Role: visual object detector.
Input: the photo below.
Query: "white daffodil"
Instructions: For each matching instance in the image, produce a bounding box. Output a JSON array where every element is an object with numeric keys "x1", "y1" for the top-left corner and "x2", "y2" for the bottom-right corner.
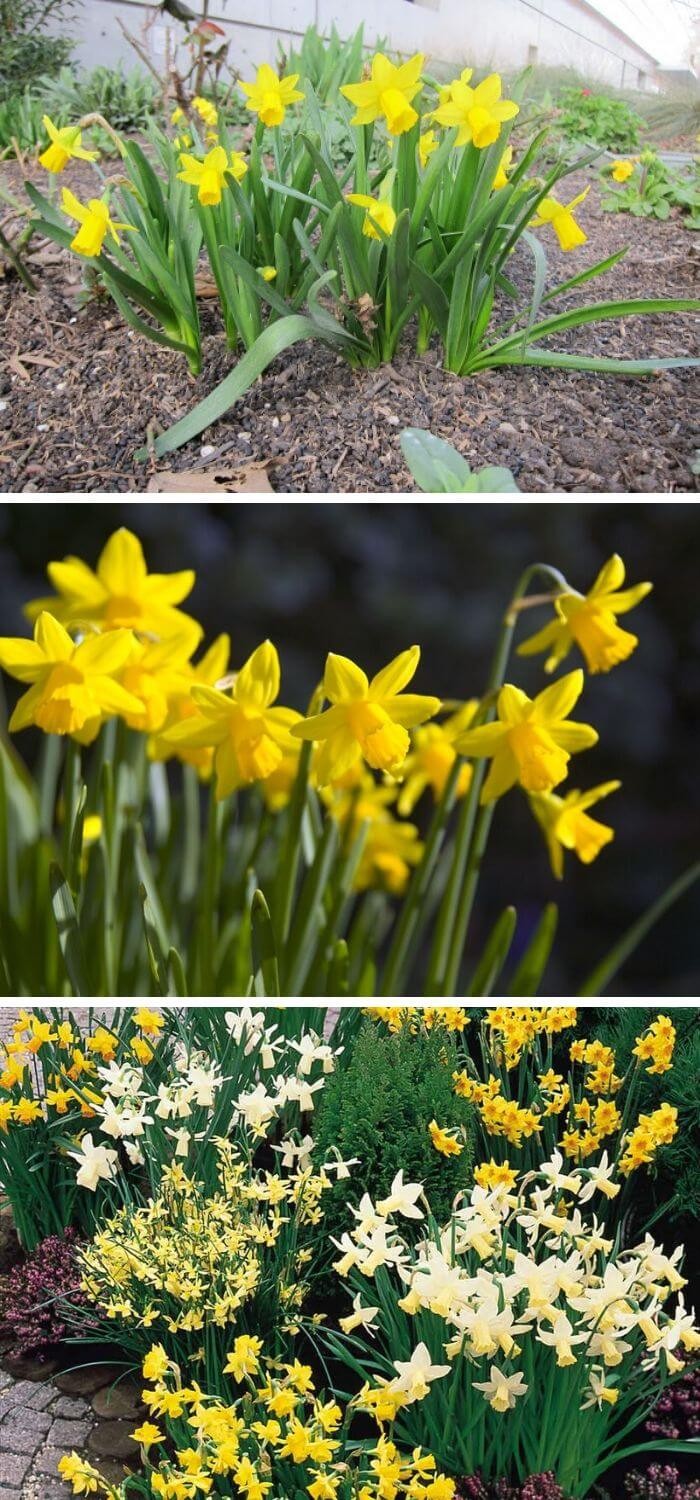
[
  {"x1": 289, "y1": 1032, "x2": 341, "y2": 1076},
  {"x1": 578, "y1": 1152, "x2": 620, "y2": 1203},
  {"x1": 339, "y1": 1293, "x2": 381, "y2": 1335},
  {"x1": 388, "y1": 1342, "x2": 451, "y2": 1403},
  {"x1": 538, "y1": 1148, "x2": 583, "y2": 1195},
  {"x1": 581, "y1": 1366, "x2": 619, "y2": 1409},
  {"x1": 68, "y1": 1132, "x2": 119, "y2": 1191},
  {"x1": 273, "y1": 1133, "x2": 316, "y2": 1171},
  {"x1": 331, "y1": 1232, "x2": 365, "y2": 1277},
  {"x1": 377, "y1": 1169, "x2": 425, "y2": 1219},
  {"x1": 235, "y1": 1082, "x2": 278, "y2": 1136},
  {"x1": 97, "y1": 1061, "x2": 143, "y2": 1099},
  {"x1": 322, "y1": 1150, "x2": 360, "y2": 1180},
  {"x1": 536, "y1": 1312, "x2": 586, "y2": 1367},
  {"x1": 473, "y1": 1365, "x2": 528, "y2": 1412}
]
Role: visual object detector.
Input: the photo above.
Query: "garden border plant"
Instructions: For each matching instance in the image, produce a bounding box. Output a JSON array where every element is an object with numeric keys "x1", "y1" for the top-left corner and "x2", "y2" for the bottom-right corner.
[{"x1": 18, "y1": 43, "x2": 700, "y2": 462}]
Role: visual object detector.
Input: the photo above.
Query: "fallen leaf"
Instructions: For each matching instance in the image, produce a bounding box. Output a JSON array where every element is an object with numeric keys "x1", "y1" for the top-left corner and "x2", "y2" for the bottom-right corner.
[{"x1": 147, "y1": 462, "x2": 273, "y2": 493}]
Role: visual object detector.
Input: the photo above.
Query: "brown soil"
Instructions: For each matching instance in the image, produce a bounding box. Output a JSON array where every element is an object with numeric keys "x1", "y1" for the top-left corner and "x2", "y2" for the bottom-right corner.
[{"x1": 1, "y1": 159, "x2": 698, "y2": 493}]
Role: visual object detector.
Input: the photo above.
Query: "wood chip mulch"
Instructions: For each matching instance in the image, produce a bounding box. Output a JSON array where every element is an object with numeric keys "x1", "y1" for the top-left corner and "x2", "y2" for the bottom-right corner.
[{"x1": 1, "y1": 160, "x2": 699, "y2": 493}]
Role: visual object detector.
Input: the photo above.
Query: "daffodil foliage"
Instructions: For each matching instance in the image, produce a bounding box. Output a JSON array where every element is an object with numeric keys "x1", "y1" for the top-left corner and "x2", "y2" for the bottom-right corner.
[
  {"x1": 22, "y1": 45, "x2": 700, "y2": 456},
  {"x1": 0, "y1": 528, "x2": 698, "y2": 999}
]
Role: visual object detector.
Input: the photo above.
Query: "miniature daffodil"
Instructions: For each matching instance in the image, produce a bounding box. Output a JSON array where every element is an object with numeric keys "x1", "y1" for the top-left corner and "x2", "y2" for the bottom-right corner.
[
  {"x1": 240, "y1": 64, "x2": 304, "y2": 127},
  {"x1": 432, "y1": 73, "x2": 518, "y2": 149},
  {"x1": 0, "y1": 612, "x2": 141, "y2": 739},
  {"x1": 531, "y1": 187, "x2": 590, "y2": 250},
  {"x1": 341, "y1": 52, "x2": 424, "y2": 136},
  {"x1": 517, "y1": 554, "x2": 652, "y2": 673},
  {"x1": 530, "y1": 780, "x2": 621, "y2": 878},
  {"x1": 178, "y1": 144, "x2": 247, "y2": 205},
  {"x1": 25, "y1": 526, "x2": 202, "y2": 642},
  {"x1": 346, "y1": 192, "x2": 397, "y2": 239},
  {"x1": 39, "y1": 115, "x2": 99, "y2": 173},
  {"x1": 291, "y1": 646, "x2": 440, "y2": 785},
  {"x1": 454, "y1": 669, "x2": 597, "y2": 802},
  {"x1": 60, "y1": 187, "x2": 134, "y2": 258}
]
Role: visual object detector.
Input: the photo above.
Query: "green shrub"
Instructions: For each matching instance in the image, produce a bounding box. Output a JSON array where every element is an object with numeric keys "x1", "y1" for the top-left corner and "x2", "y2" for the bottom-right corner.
[
  {"x1": 38, "y1": 64, "x2": 159, "y2": 134},
  {"x1": 313, "y1": 1017, "x2": 474, "y2": 1267},
  {"x1": 555, "y1": 85, "x2": 644, "y2": 151},
  {"x1": 0, "y1": 0, "x2": 77, "y2": 92}
]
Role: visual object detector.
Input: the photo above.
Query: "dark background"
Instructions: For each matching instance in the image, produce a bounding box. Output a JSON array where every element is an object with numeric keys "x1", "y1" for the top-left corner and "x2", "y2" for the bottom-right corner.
[{"x1": 1, "y1": 500, "x2": 698, "y2": 996}]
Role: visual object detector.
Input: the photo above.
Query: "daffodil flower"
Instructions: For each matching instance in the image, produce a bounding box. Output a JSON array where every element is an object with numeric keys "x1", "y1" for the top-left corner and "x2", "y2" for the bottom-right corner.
[
  {"x1": 531, "y1": 186, "x2": 590, "y2": 251},
  {"x1": 119, "y1": 628, "x2": 202, "y2": 734},
  {"x1": 161, "y1": 639, "x2": 301, "y2": 799},
  {"x1": 493, "y1": 144, "x2": 513, "y2": 190},
  {"x1": 0, "y1": 612, "x2": 141, "y2": 740},
  {"x1": 432, "y1": 73, "x2": 519, "y2": 149},
  {"x1": 60, "y1": 187, "x2": 134, "y2": 259},
  {"x1": 454, "y1": 669, "x2": 598, "y2": 802},
  {"x1": 397, "y1": 701, "x2": 478, "y2": 815},
  {"x1": 346, "y1": 192, "x2": 397, "y2": 240},
  {"x1": 178, "y1": 144, "x2": 247, "y2": 206},
  {"x1": 418, "y1": 129, "x2": 439, "y2": 167},
  {"x1": 291, "y1": 646, "x2": 440, "y2": 785},
  {"x1": 148, "y1": 632, "x2": 230, "y2": 775},
  {"x1": 611, "y1": 158, "x2": 635, "y2": 182},
  {"x1": 39, "y1": 115, "x2": 99, "y2": 174},
  {"x1": 472, "y1": 1364, "x2": 528, "y2": 1411},
  {"x1": 517, "y1": 554, "x2": 652, "y2": 673},
  {"x1": 240, "y1": 64, "x2": 304, "y2": 127},
  {"x1": 341, "y1": 52, "x2": 424, "y2": 136},
  {"x1": 530, "y1": 779, "x2": 621, "y2": 879},
  {"x1": 436, "y1": 69, "x2": 474, "y2": 108},
  {"x1": 25, "y1": 525, "x2": 202, "y2": 641},
  {"x1": 192, "y1": 95, "x2": 218, "y2": 127}
]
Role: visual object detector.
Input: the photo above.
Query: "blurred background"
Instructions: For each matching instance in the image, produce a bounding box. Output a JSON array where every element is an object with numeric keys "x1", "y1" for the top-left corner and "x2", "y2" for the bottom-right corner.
[{"x1": 0, "y1": 500, "x2": 698, "y2": 997}]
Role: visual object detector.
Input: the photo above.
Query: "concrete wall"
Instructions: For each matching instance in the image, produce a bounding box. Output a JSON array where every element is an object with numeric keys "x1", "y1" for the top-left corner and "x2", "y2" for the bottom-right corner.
[{"x1": 64, "y1": 0, "x2": 657, "y2": 91}]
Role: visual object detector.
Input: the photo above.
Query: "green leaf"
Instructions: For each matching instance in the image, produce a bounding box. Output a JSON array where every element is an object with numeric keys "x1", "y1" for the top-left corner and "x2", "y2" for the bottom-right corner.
[
  {"x1": 49, "y1": 862, "x2": 87, "y2": 997},
  {"x1": 135, "y1": 315, "x2": 343, "y2": 461},
  {"x1": 466, "y1": 906, "x2": 517, "y2": 996},
  {"x1": 508, "y1": 903, "x2": 558, "y2": 995},
  {"x1": 400, "y1": 428, "x2": 473, "y2": 491},
  {"x1": 580, "y1": 859, "x2": 700, "y2": 995},
  {"x1": 250, "y1": 889, "x2": 280, "y2": 998}
]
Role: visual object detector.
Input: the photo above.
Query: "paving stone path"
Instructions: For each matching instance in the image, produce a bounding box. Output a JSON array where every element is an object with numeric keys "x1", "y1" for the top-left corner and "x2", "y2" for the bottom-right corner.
[{"x1": 0, "y1": 1360, "x2": 143, "y2": 1499}]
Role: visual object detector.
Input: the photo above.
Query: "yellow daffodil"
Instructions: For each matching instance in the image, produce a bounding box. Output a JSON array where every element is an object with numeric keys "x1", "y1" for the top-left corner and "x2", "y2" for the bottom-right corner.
[
  {"x1": 493, "y1": 144, "x2": 513, "y2": 189},
  {"x1": 517, "y1": 554, "x2": 652, "y2": 674},
  {"x1": 0, "y1": 612, "x2": 140, "y2": 739},
  {"x1": 192, "y1": 95, "x2": 218, "y2": 127},
  {"x1": 397, "y1": 701, "x2": 478, "y2": 814},
  {"x1": 428, "y1": 1119, "x2": 463, "y2": 1156},
  {"x1": 437, "y1": 69, "x2": 474, "y2": 108},
  {"x1": 259, "y1": 265, "x2": 277, "y2": 280},
  {"x1": 119, "y1": 628, "x2": 202, "y2": 734},
  {"x1": 240, "y1": 64, "x2": 304, "y2": 127},
  {"x1": 346, "y1": 192, "x2": 397, "y2": 240},
  {"x1": 161, "y1": 639, "x2": 301, "y2": 799},
  {"x1": 324, "y1": 769, "x2": 423, "y2": 894},
  {"x1": 25, "y1": 526, "x2": 202, "y2": 641},
  {"x1": 171, "y1": 105, "x2": 185, "y2": 125},
  {"x1": 131, "y1": 1421, "x2": 163, "y2": 1447},
  {"x1": 418, "y1": 129, "x2": 439, "y2": 167},
  {"x1": 611, "y1": 158, "x2": 635, "y2": 182},
  {"x1": 341, "y1": 52, "x2": 424, "y2": 136},
  {"x1": 178, "y1": 145, "x2": 247, "y2": 205},
  {"x1": 39, "y1": 115, "x2": 99, "y2": 173},
  {"x1": 291, "y1": 646, "x2": 440, "y2": 785},
  {"x1": 454, "y1": 669, "x2": 597, "y2": 802},
  {"x1": 433, "y1": 73, "x2": 519, "y2": 149},
  {"x1": 148, "y1": 632, "x2": 230, "y2": 775},
  {"x1": 60, "y1": 187, "x2": 134, "y2": 258},
  {"x1": 530, "y1": 779, "x2": 621, "y2": 879},
  {"x1": 531, "y1": 187, "x2": 589, "y2": 251}
]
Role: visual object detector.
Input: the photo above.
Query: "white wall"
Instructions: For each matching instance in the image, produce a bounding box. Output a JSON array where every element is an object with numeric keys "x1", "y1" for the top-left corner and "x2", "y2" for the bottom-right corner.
[{"x1": 64, "y1": 0, "x2": 657, "y2": 90}]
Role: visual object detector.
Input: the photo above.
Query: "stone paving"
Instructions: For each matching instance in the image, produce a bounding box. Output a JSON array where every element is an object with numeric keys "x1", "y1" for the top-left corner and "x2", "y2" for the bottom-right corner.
[{"x1": 0, "y1": 1360, "x2": 143, "y2": 1499}]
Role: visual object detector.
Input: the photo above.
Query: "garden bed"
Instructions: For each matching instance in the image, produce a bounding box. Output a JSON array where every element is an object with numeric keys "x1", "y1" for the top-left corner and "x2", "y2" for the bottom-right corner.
[
  {"x1": 1, "y1": 162, "x2": 698, "y2": 493},
  {"x1": 0, "y1": 1006, "x2": 698, "y2": 1500}
]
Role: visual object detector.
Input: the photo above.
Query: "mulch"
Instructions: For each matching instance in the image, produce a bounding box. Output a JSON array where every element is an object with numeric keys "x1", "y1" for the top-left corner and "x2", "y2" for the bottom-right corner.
[{"x1": 1, "y1": 157, "x2": 699, "y2": 493}]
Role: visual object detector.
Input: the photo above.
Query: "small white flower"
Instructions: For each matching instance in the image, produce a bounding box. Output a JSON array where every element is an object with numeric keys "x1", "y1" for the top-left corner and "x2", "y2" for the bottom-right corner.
[{"x1": 68, "y1": 1133, "x2": 119, "y2": 1192}]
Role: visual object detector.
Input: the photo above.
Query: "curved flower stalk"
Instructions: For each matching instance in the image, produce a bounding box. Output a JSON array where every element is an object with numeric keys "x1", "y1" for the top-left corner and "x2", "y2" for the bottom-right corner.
[{"x1": 324, "y1": 1167, "x2": 700, "y2": 1495}]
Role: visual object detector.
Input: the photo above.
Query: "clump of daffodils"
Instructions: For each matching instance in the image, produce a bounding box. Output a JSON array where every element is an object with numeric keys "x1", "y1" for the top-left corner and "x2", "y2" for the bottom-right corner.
[
  {"x1": 77, "y1": 1138, "x2": 332, "y2": 1357},
  {"x1": 449, "y1": 1008, "x2": 679, "y2": 1197},
  {"x1": 60, "y1": 1338, "x2": 455, "y2": 1500},
  {"x1": 328, "y1": 1161, "x2": 699, "y2": 1491}
]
